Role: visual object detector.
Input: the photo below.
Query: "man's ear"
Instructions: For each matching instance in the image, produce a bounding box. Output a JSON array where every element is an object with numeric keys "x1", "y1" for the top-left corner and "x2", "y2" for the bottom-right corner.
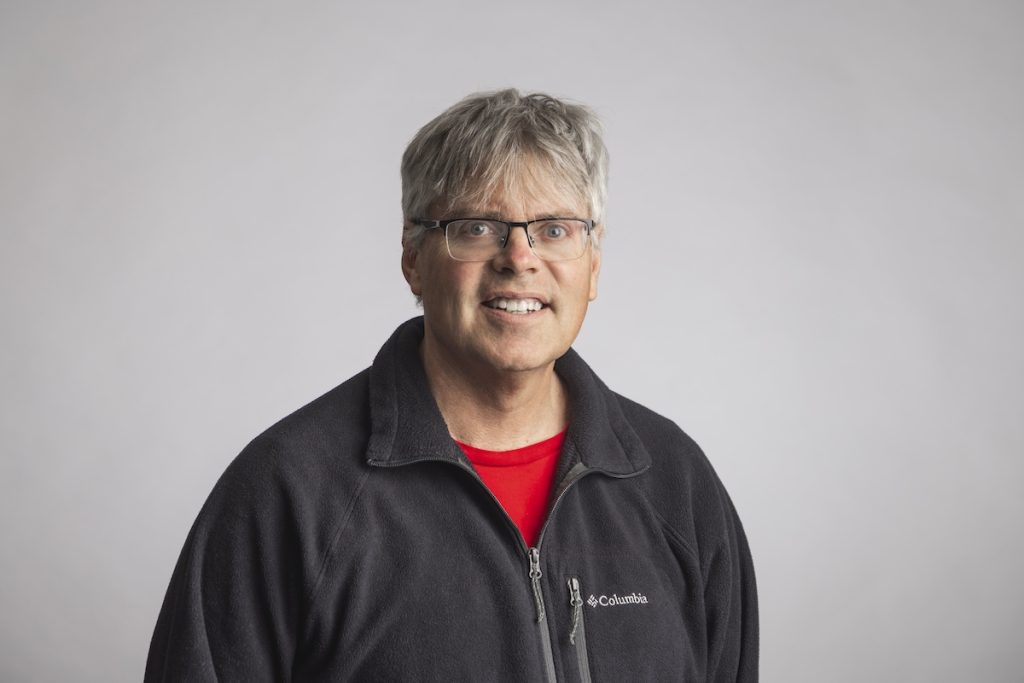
[{"x1": 401, "y1": 242, "x2": 422, "y2": 297}]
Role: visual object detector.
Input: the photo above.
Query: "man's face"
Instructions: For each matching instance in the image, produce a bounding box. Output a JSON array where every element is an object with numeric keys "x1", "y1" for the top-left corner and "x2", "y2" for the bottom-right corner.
[{"x1": 402, "y1": 173, "x2": 601, "y2": 379}]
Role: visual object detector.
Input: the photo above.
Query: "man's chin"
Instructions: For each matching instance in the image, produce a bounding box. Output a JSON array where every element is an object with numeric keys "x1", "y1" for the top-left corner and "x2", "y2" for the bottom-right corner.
[{"x1": 477, "y1": 347, "x2": 566, "y2": 376}]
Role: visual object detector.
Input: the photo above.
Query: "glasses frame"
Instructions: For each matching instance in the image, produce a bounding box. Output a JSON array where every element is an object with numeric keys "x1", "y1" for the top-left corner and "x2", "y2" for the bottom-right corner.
[{"x1": 412, "y1": 217, "x2": 596, "y2": 262}]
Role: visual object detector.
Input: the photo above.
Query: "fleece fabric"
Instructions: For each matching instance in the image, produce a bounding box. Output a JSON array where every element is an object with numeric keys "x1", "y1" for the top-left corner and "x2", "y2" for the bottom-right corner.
[{"x1": 145, "y1": 317, "x2": 758, "y2": 682}]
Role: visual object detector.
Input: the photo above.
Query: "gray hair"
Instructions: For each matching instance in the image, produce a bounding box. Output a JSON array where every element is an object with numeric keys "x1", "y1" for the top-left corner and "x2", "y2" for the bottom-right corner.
[{"x1": 400, "y1": 89, "x2": 609, "y2": 247}]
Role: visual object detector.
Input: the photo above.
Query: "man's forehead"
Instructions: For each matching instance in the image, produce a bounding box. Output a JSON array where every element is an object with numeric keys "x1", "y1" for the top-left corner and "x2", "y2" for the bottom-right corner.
[
  {"x1": 446, "y1": 203, "x2": 585, "y2": 219},
  {"x1": 441, "y1": 184, "x2": 589, "y2": 219}
]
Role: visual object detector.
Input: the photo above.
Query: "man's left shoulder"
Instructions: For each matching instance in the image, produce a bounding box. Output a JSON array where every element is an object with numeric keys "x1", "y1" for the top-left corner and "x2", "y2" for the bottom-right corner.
[
  {"x1": 612, "y1": 392, "x2": 707, "y2": 470},
  {"x1": 610, "y1": 391, "x2": 739, "y2": 517}
]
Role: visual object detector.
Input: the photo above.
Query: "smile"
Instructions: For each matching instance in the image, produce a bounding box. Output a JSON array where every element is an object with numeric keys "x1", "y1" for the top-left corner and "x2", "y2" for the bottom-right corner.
[{"x1": 484, "y1": 297, "x2": 546, "y2": 314}]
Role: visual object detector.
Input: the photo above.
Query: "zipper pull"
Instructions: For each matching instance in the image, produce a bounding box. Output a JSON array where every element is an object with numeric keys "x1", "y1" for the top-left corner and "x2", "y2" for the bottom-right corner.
[
  {"x1": 568, "y1": 577, "x2": 583, "y2": 644},
  {"x1": 529, "y1": 547, "x2": 545, "y2": 623}
]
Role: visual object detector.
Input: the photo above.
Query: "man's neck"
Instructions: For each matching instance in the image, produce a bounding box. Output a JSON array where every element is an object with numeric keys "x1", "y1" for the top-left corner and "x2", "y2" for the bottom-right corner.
[{"x1": 420, "y1": 340, "x2": 568, "y2": 451}]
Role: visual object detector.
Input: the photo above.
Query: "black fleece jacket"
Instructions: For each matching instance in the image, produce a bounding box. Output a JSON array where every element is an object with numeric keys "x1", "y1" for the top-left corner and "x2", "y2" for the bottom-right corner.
[{"x1": 146, "y1": 317, "x2": 758, "y2": 682}]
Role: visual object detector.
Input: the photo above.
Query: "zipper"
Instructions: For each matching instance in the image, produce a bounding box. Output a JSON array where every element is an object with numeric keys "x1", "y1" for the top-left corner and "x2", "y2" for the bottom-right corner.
[
  {"x1": 568, "y1": 577, "x2": 594, "y2": 683},
  {"x1": 530, "y1": 546, "x2": 557, "y2": 683},
  {"x1": 568, "y1": 577, "x2": 583, "y2": 644},
  {"x1": 443, "y1": 460, "x2": 597, "y2": 683},
  {"x1": 529, "y1": 547, "x2": 546, "y2": 622}
]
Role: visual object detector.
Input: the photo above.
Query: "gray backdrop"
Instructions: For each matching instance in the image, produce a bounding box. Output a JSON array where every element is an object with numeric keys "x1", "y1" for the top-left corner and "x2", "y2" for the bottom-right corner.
[{"x1": 2, "y1": 1, "x2": 1022, "y2": 681}]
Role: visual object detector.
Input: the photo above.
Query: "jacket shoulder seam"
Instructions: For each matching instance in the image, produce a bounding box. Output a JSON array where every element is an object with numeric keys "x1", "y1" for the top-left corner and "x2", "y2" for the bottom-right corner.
[
  {"x1": 630, "y1": 477, "x2": 701, "y2": 566},
  {"x1": 300, "y1": 464, "x2": 374, "y2": 634}
]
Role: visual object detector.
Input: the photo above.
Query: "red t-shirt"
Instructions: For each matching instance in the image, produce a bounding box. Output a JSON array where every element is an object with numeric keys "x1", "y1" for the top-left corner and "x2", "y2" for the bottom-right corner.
[{"x1": 457, "y1": 431, "x2": 565, "y2": 548}]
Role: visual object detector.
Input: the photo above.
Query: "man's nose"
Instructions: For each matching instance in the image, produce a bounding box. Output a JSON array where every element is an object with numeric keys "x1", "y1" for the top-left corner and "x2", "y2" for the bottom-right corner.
[{"x1": 493, "y1": 225, "x2": 538, "y2": 270}]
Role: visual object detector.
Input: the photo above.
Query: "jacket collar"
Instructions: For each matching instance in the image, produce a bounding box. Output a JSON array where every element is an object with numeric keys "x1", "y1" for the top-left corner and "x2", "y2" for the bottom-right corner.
[{"x1": 365, "y1": 317, "x2": 651, "y2": 478}]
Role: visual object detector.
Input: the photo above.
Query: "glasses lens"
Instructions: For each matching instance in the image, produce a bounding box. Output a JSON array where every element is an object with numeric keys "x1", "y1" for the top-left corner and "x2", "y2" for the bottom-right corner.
[
  {"x1": 445, "y1": 219, "x2": 505, "y2": 261},
  {"x1": 528, "y1": 219, "x2": 590, "y2": 261}
]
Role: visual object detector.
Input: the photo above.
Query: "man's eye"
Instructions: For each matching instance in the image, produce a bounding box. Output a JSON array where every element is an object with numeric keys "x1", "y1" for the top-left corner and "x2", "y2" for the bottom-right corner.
[
  {"x1": 456, "y1": 221, "x2": 496, "y2": 238},
  {"x1": 542, "y1": 223, "x2": 568, "y2": 240}
]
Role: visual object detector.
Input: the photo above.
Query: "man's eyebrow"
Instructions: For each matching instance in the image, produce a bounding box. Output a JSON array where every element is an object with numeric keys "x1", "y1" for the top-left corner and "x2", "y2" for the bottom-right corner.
[
  {"x1": 440, "y1": 206, "x2": 497, "y2": 218},
  {"x1": 536, "y1": 211, "x2": 581, "y2": 219},
  {"x1": 468, "y1": 211, "x2": 505, "y2": 220}
]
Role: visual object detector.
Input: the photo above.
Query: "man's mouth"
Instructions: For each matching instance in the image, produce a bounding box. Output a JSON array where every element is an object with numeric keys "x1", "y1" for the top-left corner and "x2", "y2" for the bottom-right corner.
[{"x1": 483, "y1": 297, "x2": 546, "y2": 314}]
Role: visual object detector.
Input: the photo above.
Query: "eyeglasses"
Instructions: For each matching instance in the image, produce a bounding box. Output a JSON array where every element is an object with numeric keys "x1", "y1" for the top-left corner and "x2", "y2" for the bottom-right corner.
[{"x1": 412, "y1": 217, "x2": 595, "y2": 262}]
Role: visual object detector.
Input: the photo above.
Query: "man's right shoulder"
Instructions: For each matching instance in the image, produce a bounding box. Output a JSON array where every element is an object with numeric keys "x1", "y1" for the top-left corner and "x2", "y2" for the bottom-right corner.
[{"x1": 212, "y1": 367, "x2": 374, "y2": 503}]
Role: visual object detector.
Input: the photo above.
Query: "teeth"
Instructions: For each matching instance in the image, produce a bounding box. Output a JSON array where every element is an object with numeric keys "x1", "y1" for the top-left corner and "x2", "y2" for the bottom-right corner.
[{"x1": 487, "y1": 297, "x2": 544, "y2": 314}]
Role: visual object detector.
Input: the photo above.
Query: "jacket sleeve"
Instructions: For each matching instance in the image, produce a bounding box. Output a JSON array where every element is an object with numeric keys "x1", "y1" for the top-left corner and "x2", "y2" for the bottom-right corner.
[
  {"x1": 145, "y1": 437, "x2": 307, "y2": 682},
  {"x1": 703, "y1": 486, "x2": 759, "y2": 682}
]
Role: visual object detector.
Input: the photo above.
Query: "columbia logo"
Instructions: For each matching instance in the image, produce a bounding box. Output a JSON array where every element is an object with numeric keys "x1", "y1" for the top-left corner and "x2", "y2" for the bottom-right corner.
[{"x1": 586, "y1": 592, "x2": 650, "y2": 607}]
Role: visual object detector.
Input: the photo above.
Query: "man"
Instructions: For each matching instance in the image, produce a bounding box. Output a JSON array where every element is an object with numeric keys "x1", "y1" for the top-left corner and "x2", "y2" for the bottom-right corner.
[{"x1": 146, "y1": 89, "x2": 758, "y2": 681}]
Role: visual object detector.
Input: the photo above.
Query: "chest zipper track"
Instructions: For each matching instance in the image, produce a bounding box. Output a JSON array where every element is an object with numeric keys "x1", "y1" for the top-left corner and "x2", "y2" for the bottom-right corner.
[{"x1": 568, "y1": 577, "x2": 594, "y2": 683}]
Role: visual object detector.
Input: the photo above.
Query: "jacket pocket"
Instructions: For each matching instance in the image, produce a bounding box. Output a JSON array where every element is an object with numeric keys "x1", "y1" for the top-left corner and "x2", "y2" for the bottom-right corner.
[{"x1": 568, "y1": 577, "x2": 594, "y2": 683}]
